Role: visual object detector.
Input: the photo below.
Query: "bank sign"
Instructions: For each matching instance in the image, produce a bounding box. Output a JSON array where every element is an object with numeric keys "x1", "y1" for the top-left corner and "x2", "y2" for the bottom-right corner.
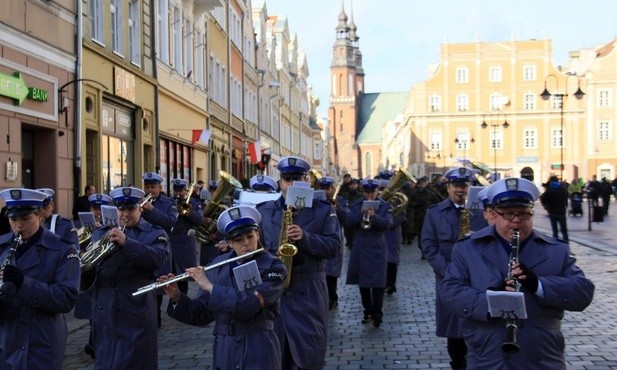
[{"x1": 0, "y1": 71, "x2": 49, "y2": 105}]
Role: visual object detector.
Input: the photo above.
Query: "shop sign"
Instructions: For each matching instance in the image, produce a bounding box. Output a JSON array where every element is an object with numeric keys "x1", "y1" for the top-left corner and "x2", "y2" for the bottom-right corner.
[{"x1": 0, "y1": 71, "x2": 49, "y2": 105}]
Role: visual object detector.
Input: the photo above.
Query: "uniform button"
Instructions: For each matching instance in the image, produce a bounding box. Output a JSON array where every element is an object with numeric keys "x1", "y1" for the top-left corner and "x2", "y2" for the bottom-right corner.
[
  {"x1": 21, "y1": 346, "x2": 26, "y2": 350},
  {"x1": 462, "y1": 308, "x2": 469, "y2": 315}
]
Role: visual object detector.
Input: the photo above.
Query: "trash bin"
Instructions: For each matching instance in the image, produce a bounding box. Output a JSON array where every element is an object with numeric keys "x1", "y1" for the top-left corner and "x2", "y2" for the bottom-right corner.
[{"x1": 593, "y1": 206, "x2": 604, "y2": 222}]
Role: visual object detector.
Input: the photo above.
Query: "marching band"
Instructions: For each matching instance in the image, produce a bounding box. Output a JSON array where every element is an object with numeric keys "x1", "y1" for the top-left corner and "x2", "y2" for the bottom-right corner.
[{"x1": 0, "y1": 162, "x2": 594, "y2": 369}]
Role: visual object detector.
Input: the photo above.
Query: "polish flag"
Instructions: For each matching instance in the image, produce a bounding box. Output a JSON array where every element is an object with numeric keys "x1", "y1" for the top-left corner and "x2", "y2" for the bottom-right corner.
[
  {"x1": 248, "y1": 141, "x2": 261, "y2": 163},
  {"x1": 191, "y1": 129, "x2": 212, "y2": 145}
]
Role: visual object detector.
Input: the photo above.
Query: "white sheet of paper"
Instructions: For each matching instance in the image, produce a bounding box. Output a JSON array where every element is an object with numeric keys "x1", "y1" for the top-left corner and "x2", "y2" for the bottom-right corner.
[
  {"x1": 78, "y1": 212, "x2": 97, "y2": 229},
  {"x1": 100, "y1": 205, "x2": 120, "y2": 228},
  {"x1": 486, "y1": 290, "x2": 527, "y2": 319},
  {"x1": 233, "y1": 260, "x2": 262, "y2": 292},
  {"x1": 286, "y1": 186, "x2": 314, "y2": 209},
  {"x1": 361, "y1": 200, "x2": 380, "y2": 211},
  {"x1": 466, "y1": 186, "x2": 483, "y2": 210}
]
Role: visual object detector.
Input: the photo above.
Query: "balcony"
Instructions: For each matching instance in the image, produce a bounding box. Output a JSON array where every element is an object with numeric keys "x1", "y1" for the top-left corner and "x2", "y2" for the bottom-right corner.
[{"x1": 194, "y1": 0, "x2": 223, "y2": 14}]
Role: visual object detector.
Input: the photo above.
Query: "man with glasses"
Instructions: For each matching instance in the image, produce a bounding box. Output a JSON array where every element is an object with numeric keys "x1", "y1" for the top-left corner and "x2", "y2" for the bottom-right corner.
[
  {"x1": 439, "y1": 177, "x2": 594, "y2": 369},
  {"x1": 421, "y1": 167, "x2": 488, "y2": 370},
  {"x1": 257, "y1": 156, "x2": 340, "y2": 370}
]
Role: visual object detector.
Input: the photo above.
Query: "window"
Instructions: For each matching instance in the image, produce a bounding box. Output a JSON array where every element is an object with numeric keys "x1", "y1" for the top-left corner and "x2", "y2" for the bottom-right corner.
[
  {"x1": 489, "y1": 130, "x2": 503, "y2": 149},
  {"x1": 173, "y1": 7, "x2": 182, "y2": 69},
  {"x1": 456, "y1": 94, "x2": 468, "y2": 111},
  {"x1": 230, "y1": 76, "x2": 242, "y2": 117},
  {"x1": 456, "y1": 67, "x2": 468, "y2": 83},
  {"x1": 489, "y1": 94, "x2": 502, "y2": 111},
  {"x1": 429, "y1": 95, "x2": 441, "y2": 112},
  {"x1": 599, "y1": 121, "x2": 611, "y2": 141},
  {"x1": 598, "y1": 90, "x2": 611, "y2": 108},
  {"x1": 523, "y1": 129, "x2": 537, "y2": 149},
  {"x1": 523, "y1": 65, "x2": 536, "y2": 81},
  {"x1": 523, "y1": 93, "x2": 535, "y2": 110},
  {"x1": 128, "y1": 0, "x2": 141, "y2": 65},
  {"x1": 455, "y1": 132, "x2": 472, "y2": 150},
  {"x1": 365, "y1": 152, "x2": 372, "y2": 178},
  {"x1": 429, "y1": 132, "x2": 442, "y2": 151},
  {"x1": 489, "y1": 66, "x2": 502, "y2": 82},
  {"x1": 210, "y1": 6, "x2": 226, "y2": 29},
  {"x1": 551, "y1": 95, "x2": 563, "y2": 110},
  {"x1": 184, "y1": 19, "x2": 193, "y2": 78},
  {"x1": 229, "y1": 8, "x2": 241, "y2": 47},
  {"x1": 196, "y1": 30, "x2": 205, "y2": 89},
  {"x1": 111, "y1": 0, "x2": 123, "y2": 54},
  {"x1": 551, "y1": 128, "x2": 563, "y2": 148},
  {"x1": 157, "y1": 0, "x2": 169, "y2": 64},
  {"x1": 90, "y1": 0, "x2": 104, "y2": 44}
]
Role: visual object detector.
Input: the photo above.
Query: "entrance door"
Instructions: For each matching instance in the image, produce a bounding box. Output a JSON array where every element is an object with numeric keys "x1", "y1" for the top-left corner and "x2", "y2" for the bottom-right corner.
[{"x1": 22, "y1": 129, "x2": 34, "y2": 188}]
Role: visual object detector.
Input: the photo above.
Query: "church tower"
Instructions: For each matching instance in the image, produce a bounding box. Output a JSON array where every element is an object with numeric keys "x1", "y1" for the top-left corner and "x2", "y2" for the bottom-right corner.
[{"x1": 328, "y1": 1, "x2": 364, "y2": 177}]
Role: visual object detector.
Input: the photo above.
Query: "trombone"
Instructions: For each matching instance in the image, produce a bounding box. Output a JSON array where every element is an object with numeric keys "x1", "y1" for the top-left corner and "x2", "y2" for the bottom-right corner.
[
  {"x1": 132, "y1": 248, "x2": 265, "y2": 296},
  {"x1": 178, "y1": 182, "x2": 196, "y2": 216}
]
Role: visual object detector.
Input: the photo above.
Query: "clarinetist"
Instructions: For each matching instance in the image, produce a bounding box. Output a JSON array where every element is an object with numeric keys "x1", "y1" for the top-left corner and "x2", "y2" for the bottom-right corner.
[
  {"x1": 439, "y1": 177, "x2": 594, "y2": 369},
  {"x1": 0, "y1": 188, "x2": 80, "y2": 370}
]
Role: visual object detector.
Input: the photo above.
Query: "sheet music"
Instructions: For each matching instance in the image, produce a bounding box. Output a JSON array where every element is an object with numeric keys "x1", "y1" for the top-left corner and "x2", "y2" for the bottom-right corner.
[
  {"x1": 233, "y1": 260, "x2": 262, "y2": 292},
  {"x1": 286, "y1": 186, "x2": 314, "y2": 209},
  {"x1": 78, "y1": 212, "x2": 97, "y2": 229},
  {"x1": 466, "y1": 186, "x2": 483, "y2": 210},
  {"x1": 100, "y1": 205, "x2": 120, "y2": 227},
  {"x1": 361, "y1": 200, "x2": 380, "y2": 211},
  {"x1": 486, "y1": 290, "x2": 527, "y2": 319}
]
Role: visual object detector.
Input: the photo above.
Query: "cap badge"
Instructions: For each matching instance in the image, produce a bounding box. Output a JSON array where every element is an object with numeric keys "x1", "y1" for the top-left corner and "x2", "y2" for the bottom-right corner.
[
  {"x1": 505, "y1": 178, "x2": 518, "y2": 191},
  {"x1": 229, "y1": 208, "x2": 241, "y2": 220},
  {"x1": 10, "y1": 190, "x2": 21, "y2": 200},
  {"x1": 96, "y1": 194, "x2": 103, "y2": 201},
  {"x1": 147, "y1": 173, "x2": 153, "y2": 179},
  {"x1": 122, "y1": 188, "x2": 132, "y2": 197},
  {"x1": 457, "y1": 167, "x2": 466, "y2": 176},
  {"x1": 257, "y1": 174, "x2": 264, "y2": 182},
  {"x1": 288, "y1": 158, "x2": 297, "y2": 166}
]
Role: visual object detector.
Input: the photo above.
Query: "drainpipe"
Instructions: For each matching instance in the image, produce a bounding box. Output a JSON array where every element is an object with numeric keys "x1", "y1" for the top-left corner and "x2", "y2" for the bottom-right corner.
[
  {"x1": 151, "y1": 0, "x2": 160, "y2": 173},
  {"x1": 73, "y1": 0, "x2": 83, "y2": 200}
]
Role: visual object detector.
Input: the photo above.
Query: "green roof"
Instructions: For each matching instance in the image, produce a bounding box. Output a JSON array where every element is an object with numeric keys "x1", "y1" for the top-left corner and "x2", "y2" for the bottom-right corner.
[{"x1": 356, "y1": 92, "x2": 408, "y2": 144}]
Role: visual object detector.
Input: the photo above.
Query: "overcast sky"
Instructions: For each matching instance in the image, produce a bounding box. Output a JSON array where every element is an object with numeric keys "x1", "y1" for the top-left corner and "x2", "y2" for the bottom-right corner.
[{"x1": 263, "y1": 0, "x2": 617, "y2": 117}]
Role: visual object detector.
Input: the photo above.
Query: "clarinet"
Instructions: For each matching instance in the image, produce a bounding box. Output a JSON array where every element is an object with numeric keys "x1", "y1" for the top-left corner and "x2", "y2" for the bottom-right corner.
[
  {"x1": 501, "y1": 228, "x2": 520, "y2": 353},
  {"x1": 0, "y1": 233, "x2": 23, "y2": 293}
]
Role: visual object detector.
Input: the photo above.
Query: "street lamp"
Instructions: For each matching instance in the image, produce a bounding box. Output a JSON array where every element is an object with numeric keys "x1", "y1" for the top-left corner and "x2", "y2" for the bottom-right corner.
[
  {"x1": 540, "y1": 74, "x2": 585, "y2": 180},
  {"x1": 481, "y1": 112, "x2": 509, "y2": 181},
  {"x1": 454, "y1": 135, "x2": 475, "y2": 166}
]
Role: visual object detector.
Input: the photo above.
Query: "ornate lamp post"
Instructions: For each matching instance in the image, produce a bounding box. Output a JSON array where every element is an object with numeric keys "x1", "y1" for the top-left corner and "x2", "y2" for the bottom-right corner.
[
  {"x1": 540, "y1": 74, "x2": 585, "y2": 180},
  {"x1": 481, "y1": 111, "x2": 509, "y2": 181}
]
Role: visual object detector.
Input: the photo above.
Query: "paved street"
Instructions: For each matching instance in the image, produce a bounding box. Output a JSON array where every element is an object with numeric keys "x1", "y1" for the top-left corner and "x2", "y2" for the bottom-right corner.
[{"x1": 63, "y1": 200, "x2": 617, "y2": 369}]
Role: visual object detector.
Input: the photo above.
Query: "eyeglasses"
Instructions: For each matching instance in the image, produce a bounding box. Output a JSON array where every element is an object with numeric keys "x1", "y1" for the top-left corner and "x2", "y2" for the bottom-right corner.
[{"x1": 494, "y1": 211, "x2": 533, "y2": 221}]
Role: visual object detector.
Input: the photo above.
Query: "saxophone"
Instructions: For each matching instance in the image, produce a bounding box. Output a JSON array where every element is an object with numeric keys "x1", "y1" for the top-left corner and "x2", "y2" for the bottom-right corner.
[
  {"x1": 277, "y1": 205, "x2": 298, "y2": 288},
  {"x1": 456, "y1": 208, "x2": 470, "y2": 240}
]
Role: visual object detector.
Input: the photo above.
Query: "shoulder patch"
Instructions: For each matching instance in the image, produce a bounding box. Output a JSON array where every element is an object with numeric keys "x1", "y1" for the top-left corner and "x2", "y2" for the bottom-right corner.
[
  {"x1": 66, "y1": 252, "x2": 80, "y2": 260},
  {"x1": 156, "y1": 235, "x2": 169, "y2": 244},
  {"x1": 266, "y1": 271, "x2": 285, "y2": 281}
]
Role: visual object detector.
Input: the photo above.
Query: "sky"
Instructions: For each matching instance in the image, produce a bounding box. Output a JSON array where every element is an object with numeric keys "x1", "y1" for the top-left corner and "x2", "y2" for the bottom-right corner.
[{"x1": 263, "y1": 0, "x2": 617, "y2": 117}]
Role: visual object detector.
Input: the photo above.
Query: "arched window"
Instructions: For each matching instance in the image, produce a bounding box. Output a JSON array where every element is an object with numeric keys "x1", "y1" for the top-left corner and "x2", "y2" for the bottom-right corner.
[{"x1": 365, "y1": 152, "x2": 372, "y2": 178}]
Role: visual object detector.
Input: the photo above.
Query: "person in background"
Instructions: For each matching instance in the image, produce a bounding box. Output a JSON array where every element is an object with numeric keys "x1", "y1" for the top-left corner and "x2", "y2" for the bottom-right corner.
[
  {"x1": 540, "y1": 175, "x2": 569, "y2": 243},
  {"x1": 344, "y1": 178, "x2": 393, "y2": 327},
  {"x1": 408, "y1": 177, "x2": 441, "y2": 259},
  {"x1": 477, "y1": 187, "x2": 495, "y2": 225},
  {"x1": 599, "y1": 177, "x2": 613, "y2": 215},
  {"x1": 567, "y1": 177, "x2": 582, "y2": 195},
  {"x1": 37, "y1": 188, "x2": 79, "y2": 248},
  {"x1": 256, "y1": 156, "x2": 340, "y2": 370},
  {"x1": 439, "y1": 177, "x2": 594, "y2": 369},
  {"x1": 421, "y1": 167, "x2": 488, "y2": 370},
  {"x1": 381, "y1": 179, "x2": 406, "y2": 296},
  {"x1": 159, "y1": 205, "x2": 287, "y2": 370},
  {"x1": 89, "y1": 187, "x2": 169, "y2": 370},
  {"x1": 0, "y1": 188, "x2": 80, "y2": 370},
  {"x1": 72, "y1": 184, "x2": 96, "y2": 220}
]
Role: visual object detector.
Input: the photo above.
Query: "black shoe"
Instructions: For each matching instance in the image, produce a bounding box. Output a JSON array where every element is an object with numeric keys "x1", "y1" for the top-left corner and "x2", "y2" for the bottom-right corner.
[
  {"x1": 373, "y1": 316, "x2": 382, "y2": 328},
  {"x1": 84, "y1": 344, "x2": 95, "y2": 359},
  {"x1": 361, "y1": 314, "x2": 372, "y2": 324},
  {"x1": 329, "y1": 300, "x2": 338, "y2": 310},
  {"x1": 385, "y1": 286, "x2": 396, "y2": 295}
]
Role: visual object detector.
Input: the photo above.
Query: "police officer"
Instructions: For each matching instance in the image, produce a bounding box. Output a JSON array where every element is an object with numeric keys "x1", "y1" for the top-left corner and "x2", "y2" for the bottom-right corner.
[
  {"x1": 256, "y1": 156, "x2": 340, "y2": 370},
  {"x1": 0, "y1": 188, "x2": 80, "y2": 370},
  {"x1": 381, "y1": 179, "x2": 407, "y2": 296},
  {"x1": 90, "y1": 187, "x2": 169, "y2": 369},
  {"x1": 477, "y1": 187, "x2": 495, "y2": 225},
  {"x1": 37, "y1": 188, "x2": 79, "y2": 248},
  {"x1": 170, "y1": 179, "x2": 203, "y2": 295},
  {"x1": 160, "y1": 205, "x2": 287, "y2": 370},
  {"x1": 141, "y1": 172, "x2": 177, "y2": 325},
  {"x1": 250, "y1": 173, "x2": 278, "y2": 192},
  {"x1": 439, "y1": 178, "x2": 595, "y2": 369},
  {"x1": 344, "y1": 178, "x2": 393, "y2": 327},
  {"x1": 421, "y1": 167, "x2": 488, "y2": 370},
  {"x1": 407, "y1": 177, "x2": 441, "y2": 258}
]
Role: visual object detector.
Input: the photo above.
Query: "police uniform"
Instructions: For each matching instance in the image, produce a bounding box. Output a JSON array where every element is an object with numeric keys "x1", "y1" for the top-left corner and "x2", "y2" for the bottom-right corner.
[
  {"x1": 170, "y1": 179, "x2": 203, "y2": 294},
  {"x1": 37, "y1": 188, "x2": 79, "y2": 249},
  {"x1": 439, "y1": 178, "x2": 595, "y2": 369},
  {"x1": 256, "y1": 156, "x2": 340, "y2": 370},
  {"x1": 383, "y1": 178, "x2": 407, "y2": 295},
  {"x1": 343, "y1": 178, "x2": 393, "y2": 327},
  {"x1": 168, "y1": 206, "x2": 287, "y2": 370},
  {"x1": 90, "y1": 187, "x2": 169, "y2": 370},
  {"x1": 0, "y1": 188, "x2": 80, "y2": 370},
  {"x1": 421, "y1": 167, "x2": 488, "y2": 370},
  {"x1": 250, "y1": 174, "x2": 278, "y2": 192},
  {"x1": 319, "y1": 176, "x2": 345, "y2": 310}
]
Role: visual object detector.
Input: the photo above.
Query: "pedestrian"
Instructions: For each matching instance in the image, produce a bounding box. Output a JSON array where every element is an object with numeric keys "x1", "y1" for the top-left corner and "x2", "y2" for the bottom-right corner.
[
  {"x1": 37, "y1": 188, "x2": 79, "y2": 248},
  {"x1": 540, "y1": 175, "x2": 569, "y2": 242},
  {"x1": 408, "y1": 176, "x2": 441, "y2": 258},
  {"x1": 421, "y1": 167, "x2": 488, "y2": 370},
  {"x1": 256, "y1": 156, "x2": 340, "y2": 370},
  {"x1": 89, "y1": 187, "x2": 170, "y2": 369},
  {"x1": 344, "y1": 178, "x2": 393, "y2": 327},
  {"x1": 599, "y1": 177, "x2": 613, "y2": 215},
  {"x1": 439, "y1": 177, "x2": 595, "y2": 369},
  {"x1": 159, "y1": 205, "x2": 287, "y2": 370},
  {"x1": 72, "y1": 184, "x2": 96, "y2": 220},
  {"x1": 0, "y1": 188, "x2": 80, "y2": 370}
]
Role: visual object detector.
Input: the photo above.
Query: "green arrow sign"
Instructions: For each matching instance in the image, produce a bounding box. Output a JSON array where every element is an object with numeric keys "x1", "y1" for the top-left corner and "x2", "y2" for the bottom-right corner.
[{"x1": 0, "y1": 72, "x2": 29, "y2": 105}]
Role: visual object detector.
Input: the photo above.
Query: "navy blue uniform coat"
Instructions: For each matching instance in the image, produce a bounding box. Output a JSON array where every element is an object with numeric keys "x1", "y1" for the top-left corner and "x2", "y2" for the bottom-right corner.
[
  {"x1": 168, "y1": 251, "x2": 287, "y2": 370},
  {"x1": 439, "y1": 226, "x2": 594, "y2": 369},
  {"x1": 170, "y1": 197, "x2": 203, "y2": 272}
]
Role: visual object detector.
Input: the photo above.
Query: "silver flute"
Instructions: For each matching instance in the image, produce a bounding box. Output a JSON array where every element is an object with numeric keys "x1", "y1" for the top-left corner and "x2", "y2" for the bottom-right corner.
[{"x1": 132, "y1": 248, "x2": 265, "y2": 296}]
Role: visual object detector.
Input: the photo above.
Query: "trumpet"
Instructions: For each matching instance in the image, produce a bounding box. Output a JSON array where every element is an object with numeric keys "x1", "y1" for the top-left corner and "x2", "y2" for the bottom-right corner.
[
  {"x1": 139, "y1": 193, "x2": 154, "y2": 208},
  {"x1": 502, "y1": 228, "x2": 521, "y2": 354},
  {"x1": 361, "y1": 211, "x2": 372, "y2": 229},
  {"x1": 132, "y1": 248, "x2": 265, "y2": 296},
  {"x1": 178, "y1": 182, "x2": 196, "y2": 216}
]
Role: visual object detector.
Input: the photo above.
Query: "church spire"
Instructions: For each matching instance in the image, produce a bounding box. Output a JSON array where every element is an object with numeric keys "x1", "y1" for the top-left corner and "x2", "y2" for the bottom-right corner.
[{"x1": 336, "y1": 0, "x2": 349, "y2": 39}]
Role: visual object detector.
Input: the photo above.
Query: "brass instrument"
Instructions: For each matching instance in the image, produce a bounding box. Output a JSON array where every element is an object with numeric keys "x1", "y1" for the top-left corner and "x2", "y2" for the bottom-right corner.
[
  {"x1": 361, "y1": 211, "x2": 372, "y2": 229},
  {"x1": 379, "y1": 168, "x2": 415, "y2": 216},
  {"x1": 132, "y1": 248, "x2": 265, "y2": 296},
  {"x1": 178, "y1": 182, "x2": 196, "y2": 216},
  {"x1": 76, "y1": 226, "x2": 93, "y2": 250},
  {"x1": 80, "y1": 221, "x2": 127, "y2": 292},
  {"x1": 139, "y1": 193, "x2": 154, "y2": 208},
  {"x1": 456, "y1": 208, "x2": 470, "y2": 240},
  {"x1": 278, "y1": 205, "x2": 298, "y2": 288},
  {"x1": 308, "y1": 169, "x2": 322, "y2": 190},
  {"x1": 502, "y1": 229, "x2": 521, "y2": 354},
  {"x1": 194, "y1": 171, "x2": 242, "y2": 244},
  {"x1": 0, "y1": 233, "x2": 22, "y2": 293}
]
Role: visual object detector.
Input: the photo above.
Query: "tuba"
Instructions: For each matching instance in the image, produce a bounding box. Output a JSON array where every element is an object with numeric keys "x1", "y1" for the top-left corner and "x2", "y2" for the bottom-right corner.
[
  {"x1": 379, "y1": 168, "x2": 415, "y2": 216},
  {"x1": 277, "y1": 205, "x2": 298, "y2": 288},
  {"x1": 194, "y1": 171, "x2": 242, "y2": 244},
  {"x1": 308, "y1": 169, "x2": 322, "y2": 190},
  {"x1": 178, "y1": 182, "x2": 196, "y2": 216},
  {"x1": 80, "y1": 222, "x2": 126, "y2": 292}
]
